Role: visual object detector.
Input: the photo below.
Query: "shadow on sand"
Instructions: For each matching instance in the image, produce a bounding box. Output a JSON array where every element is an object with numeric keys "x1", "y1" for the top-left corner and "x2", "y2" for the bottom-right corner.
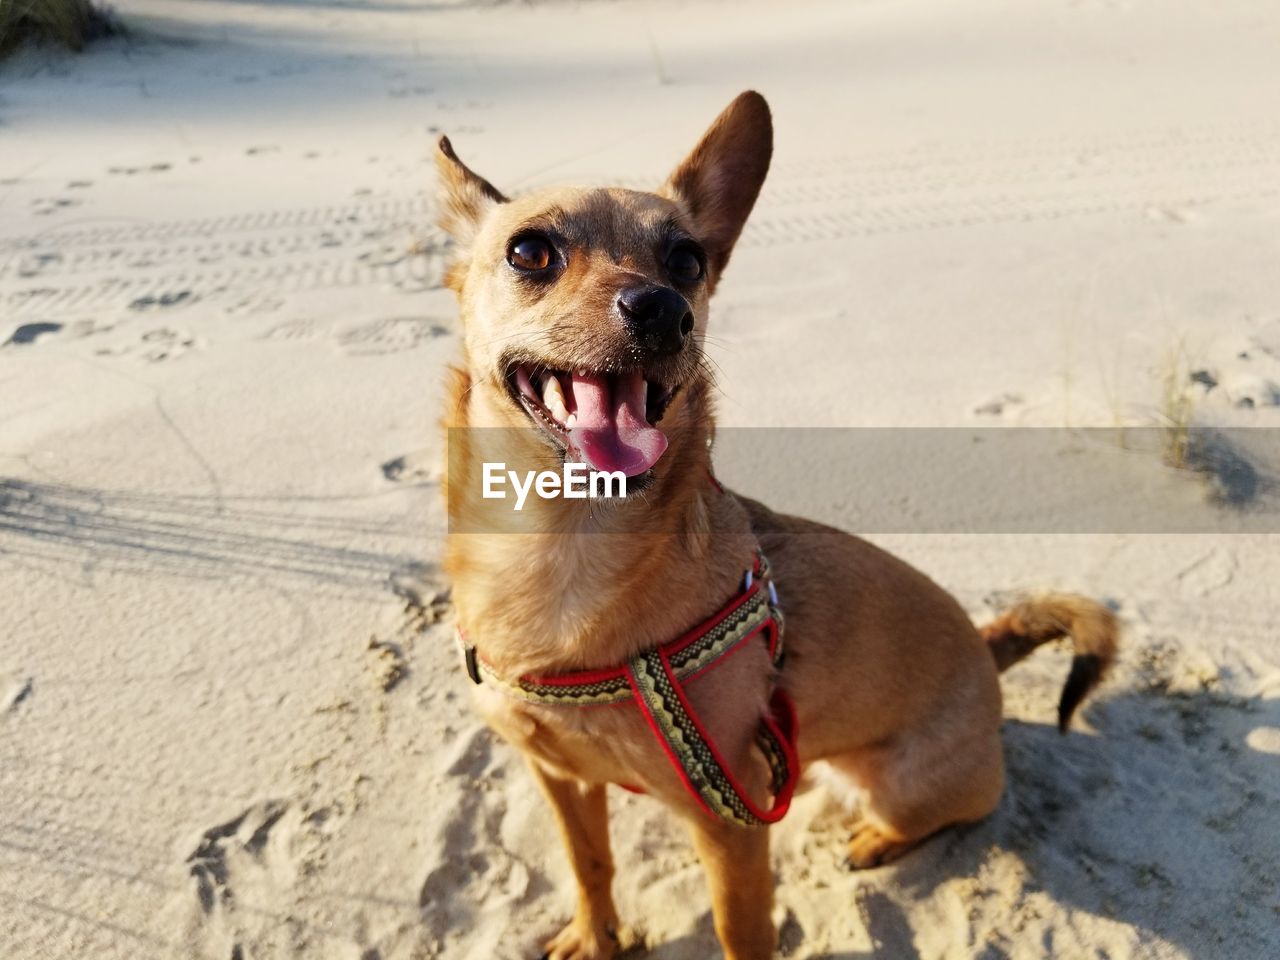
[{"x1": 631, "y1": 684, "x2": 1280, "y2": 959}]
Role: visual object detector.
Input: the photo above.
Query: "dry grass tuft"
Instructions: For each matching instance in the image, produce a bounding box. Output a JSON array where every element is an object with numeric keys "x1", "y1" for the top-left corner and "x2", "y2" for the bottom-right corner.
[
  {"x1": 0, "y1": 0, "x2": 116, "y2": 58},
  {"x1": 1159, "y1": 340, "x2": 1196, "y2": 469}
]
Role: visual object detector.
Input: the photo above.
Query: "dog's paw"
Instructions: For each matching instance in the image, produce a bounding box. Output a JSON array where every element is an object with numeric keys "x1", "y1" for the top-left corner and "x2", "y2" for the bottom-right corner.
[
  {"x1": 539, "y1": 916, "x2": 621, "y2": 960},
  {"x1": 844, "y1": 822, "x2": 914, "y2": 870}
]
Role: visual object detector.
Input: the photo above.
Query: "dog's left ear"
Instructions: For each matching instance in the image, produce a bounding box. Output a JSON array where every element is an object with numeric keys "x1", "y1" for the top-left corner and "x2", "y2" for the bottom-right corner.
[
  {"x1": 436, "y1": 135, "x2": 507, "y2": 247},
  {"x1": 661, "y1": 91, "x2": 772, "y2": 278}
]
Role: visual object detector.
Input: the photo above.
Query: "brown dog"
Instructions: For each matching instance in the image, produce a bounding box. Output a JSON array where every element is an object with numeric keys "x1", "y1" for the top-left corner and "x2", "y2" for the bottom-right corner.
[{"x1": 438, "y1": 92, "x2": 1118, "y2": 960}]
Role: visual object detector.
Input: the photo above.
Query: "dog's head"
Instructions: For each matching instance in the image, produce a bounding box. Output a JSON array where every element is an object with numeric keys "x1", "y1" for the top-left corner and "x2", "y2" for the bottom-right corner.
[{"x1": 437, "y1": 91, "x2": 772, "y2": 484}]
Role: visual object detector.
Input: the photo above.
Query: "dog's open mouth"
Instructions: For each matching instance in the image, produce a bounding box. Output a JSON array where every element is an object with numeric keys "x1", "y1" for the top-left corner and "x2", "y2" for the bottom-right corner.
[{"x1": 506, "y1": 363, "x2": 677, "y2": 477}]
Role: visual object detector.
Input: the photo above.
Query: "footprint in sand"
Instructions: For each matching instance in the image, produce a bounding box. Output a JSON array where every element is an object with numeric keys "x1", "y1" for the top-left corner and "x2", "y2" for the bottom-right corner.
[
  {"x1": 171, "y1": 798, "x2": 316, "y2": 960},
  {"x1": 30, "y1": 196, "x2": 81, "y2": 216},
  {"x1": 1221, "y1": 372, "x2": 1280, "y2": 409},
  {"x1": 336, "y1": 317, "x2": 449, "y2": 355},
  {"x1": 225, "y1": 294, "x2": 284, "y2": 318},
  {"x1": 262, "y1": 318, "x2": 326, "y2": 342},
  {"x1": 184, "y1": 799, "x2": 293, "y2": 914},
  {"x1": 96, "y1": 327, "x2": 198, "y2": 362},
  {"x1": 390, "y1": 565, "x2": 451, "y2": 626},
  {"x1": 129, "y1": 290, "x2": 195, "y2": 312},
  {"x1": 1176, "y1": 547, "x2": 1237, "y2": 597},
  {"x1": 418, "y1": 784, "x2": 528, "y2": 934},
  {"x1": 15, "y1": 251, "x2": 63, "y2": 278},
  {"x1": 2, "y1": 322, "x2": 63, "y2": 347},
  {"x1": 381, "y1": 449, "x2": 438, "y2": 485},
  {"x1": 1190, "y1": 329, "x2": 1280, "y2": 410},
  {"x1": 1251, "y1": 318, "x2": 1280, "y2": 360},
  {"x1": 3, "y1": 674, "x2": 34, "y2": 714},
  {"x1": 107, "y1": 164, "x2": 172, "y2": 175},
  {"x1": 366, "y1": 637, "x2": 409, "y2": 693},
  {"x1": 1144, "y1": 204, "x2": 1199, "y2": 224},
  {"x1": 973, "y1": 392, "x2": 1025, "y2": 417},
  {"x1": 139, "y1": 327, "x2": 197, "y2": 362}
]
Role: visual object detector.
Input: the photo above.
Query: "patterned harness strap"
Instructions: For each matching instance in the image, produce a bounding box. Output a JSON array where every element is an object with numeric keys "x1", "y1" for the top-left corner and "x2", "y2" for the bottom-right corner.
[{"x1": 458, "y1": 552, "x2": 799, "y2": 828}]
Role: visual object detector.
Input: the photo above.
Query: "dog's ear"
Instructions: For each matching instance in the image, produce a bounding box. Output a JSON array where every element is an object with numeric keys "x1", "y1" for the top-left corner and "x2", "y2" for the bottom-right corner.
[
  {"x1": 661, "y1": 91, "x2": 772, "y2": 277},
  {"x1": 435, "y1": 136, "x2": 507, "y2": 246}
]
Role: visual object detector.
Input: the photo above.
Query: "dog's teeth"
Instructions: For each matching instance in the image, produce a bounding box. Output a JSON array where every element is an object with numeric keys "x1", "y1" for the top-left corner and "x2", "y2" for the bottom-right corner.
[
  {"x1": 565, "y1": 413, "x2": 577, "y2": 428},
  {"x1": 542, "y1": 375, "x2": 571, "y2": 424}
]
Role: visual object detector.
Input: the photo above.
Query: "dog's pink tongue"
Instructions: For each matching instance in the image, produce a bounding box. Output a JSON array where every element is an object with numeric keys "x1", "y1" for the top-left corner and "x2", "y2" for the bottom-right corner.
[{"x1": 567, "y1": 370, "x2": 668, "y2": 477}]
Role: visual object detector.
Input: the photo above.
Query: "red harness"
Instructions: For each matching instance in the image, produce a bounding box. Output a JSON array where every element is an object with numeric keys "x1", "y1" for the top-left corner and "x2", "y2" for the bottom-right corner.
[{"x1": 458, "y1": 552, "x2": 800, "y2": 827}]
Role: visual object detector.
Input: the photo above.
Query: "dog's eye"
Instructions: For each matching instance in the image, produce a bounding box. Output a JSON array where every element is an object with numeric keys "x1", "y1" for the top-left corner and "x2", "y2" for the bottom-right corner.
[
  {"x1": 666, "y1": 244, "x2": 705, "y2": 283},
  {"x1": 507, "y1": 234, "x2": 554, "y2": 273}
]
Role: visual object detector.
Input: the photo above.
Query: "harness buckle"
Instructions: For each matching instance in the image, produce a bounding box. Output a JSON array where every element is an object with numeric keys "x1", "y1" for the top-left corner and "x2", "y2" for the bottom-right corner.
[
  {"x1": 463, "y1": 644, "x2": 482, "y2": 684},
  {"x1": 456, "y1": 628, "x2": 483, "y2": 685}
]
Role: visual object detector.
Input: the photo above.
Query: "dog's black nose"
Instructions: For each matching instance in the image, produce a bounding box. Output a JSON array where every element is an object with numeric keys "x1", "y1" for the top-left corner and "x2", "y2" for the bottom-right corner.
[{"x1": 616, "y1": 286, "x2": 694, "y2": 355}]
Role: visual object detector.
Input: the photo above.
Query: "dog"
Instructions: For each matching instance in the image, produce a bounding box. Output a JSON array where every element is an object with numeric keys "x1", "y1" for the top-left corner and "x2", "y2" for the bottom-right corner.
[{"x1": 437, "y1": 91, "x2": 1118, "y2": 960}]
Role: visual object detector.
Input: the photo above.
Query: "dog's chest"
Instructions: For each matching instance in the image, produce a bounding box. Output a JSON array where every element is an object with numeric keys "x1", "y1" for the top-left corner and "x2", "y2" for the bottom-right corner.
[{"x1": 472, "y1": 684, "x2": 653, "y2": 785}]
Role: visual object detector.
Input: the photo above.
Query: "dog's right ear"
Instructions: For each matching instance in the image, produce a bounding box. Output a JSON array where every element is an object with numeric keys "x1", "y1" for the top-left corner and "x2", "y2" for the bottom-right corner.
[
  {"x1": 661, "y1": 91, "x2": 772, "y2": 279},
  {"x1": 435, "y1": 136, "x2": 507, "y2": 247}
]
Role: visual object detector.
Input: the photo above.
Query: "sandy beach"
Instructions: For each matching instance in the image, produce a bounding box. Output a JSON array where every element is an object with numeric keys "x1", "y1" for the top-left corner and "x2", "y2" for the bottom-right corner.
[{"x1": 3, "y1": 1, "x2": 1279, "y2": 957}]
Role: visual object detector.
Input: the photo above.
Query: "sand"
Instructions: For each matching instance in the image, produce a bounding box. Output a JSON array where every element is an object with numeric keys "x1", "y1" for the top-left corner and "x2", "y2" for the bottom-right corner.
[{"x1": 2, "y1": 1, "x2": 1279, "y2": 957}]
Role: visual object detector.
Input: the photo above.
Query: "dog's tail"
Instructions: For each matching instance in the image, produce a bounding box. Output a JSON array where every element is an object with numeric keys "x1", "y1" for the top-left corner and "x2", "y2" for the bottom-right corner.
[{"x1": 980, "y1": 595, "x2": 1119, "y2": 732}]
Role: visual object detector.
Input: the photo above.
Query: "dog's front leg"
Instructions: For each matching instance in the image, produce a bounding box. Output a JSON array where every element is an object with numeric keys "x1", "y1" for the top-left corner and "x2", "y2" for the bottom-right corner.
[
  {"x1": 688, "y1": 818, "x2": 775, "y2": 959},
  {"x1": 528, "y1": 761, "x2": 620, "y2": 960}
]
